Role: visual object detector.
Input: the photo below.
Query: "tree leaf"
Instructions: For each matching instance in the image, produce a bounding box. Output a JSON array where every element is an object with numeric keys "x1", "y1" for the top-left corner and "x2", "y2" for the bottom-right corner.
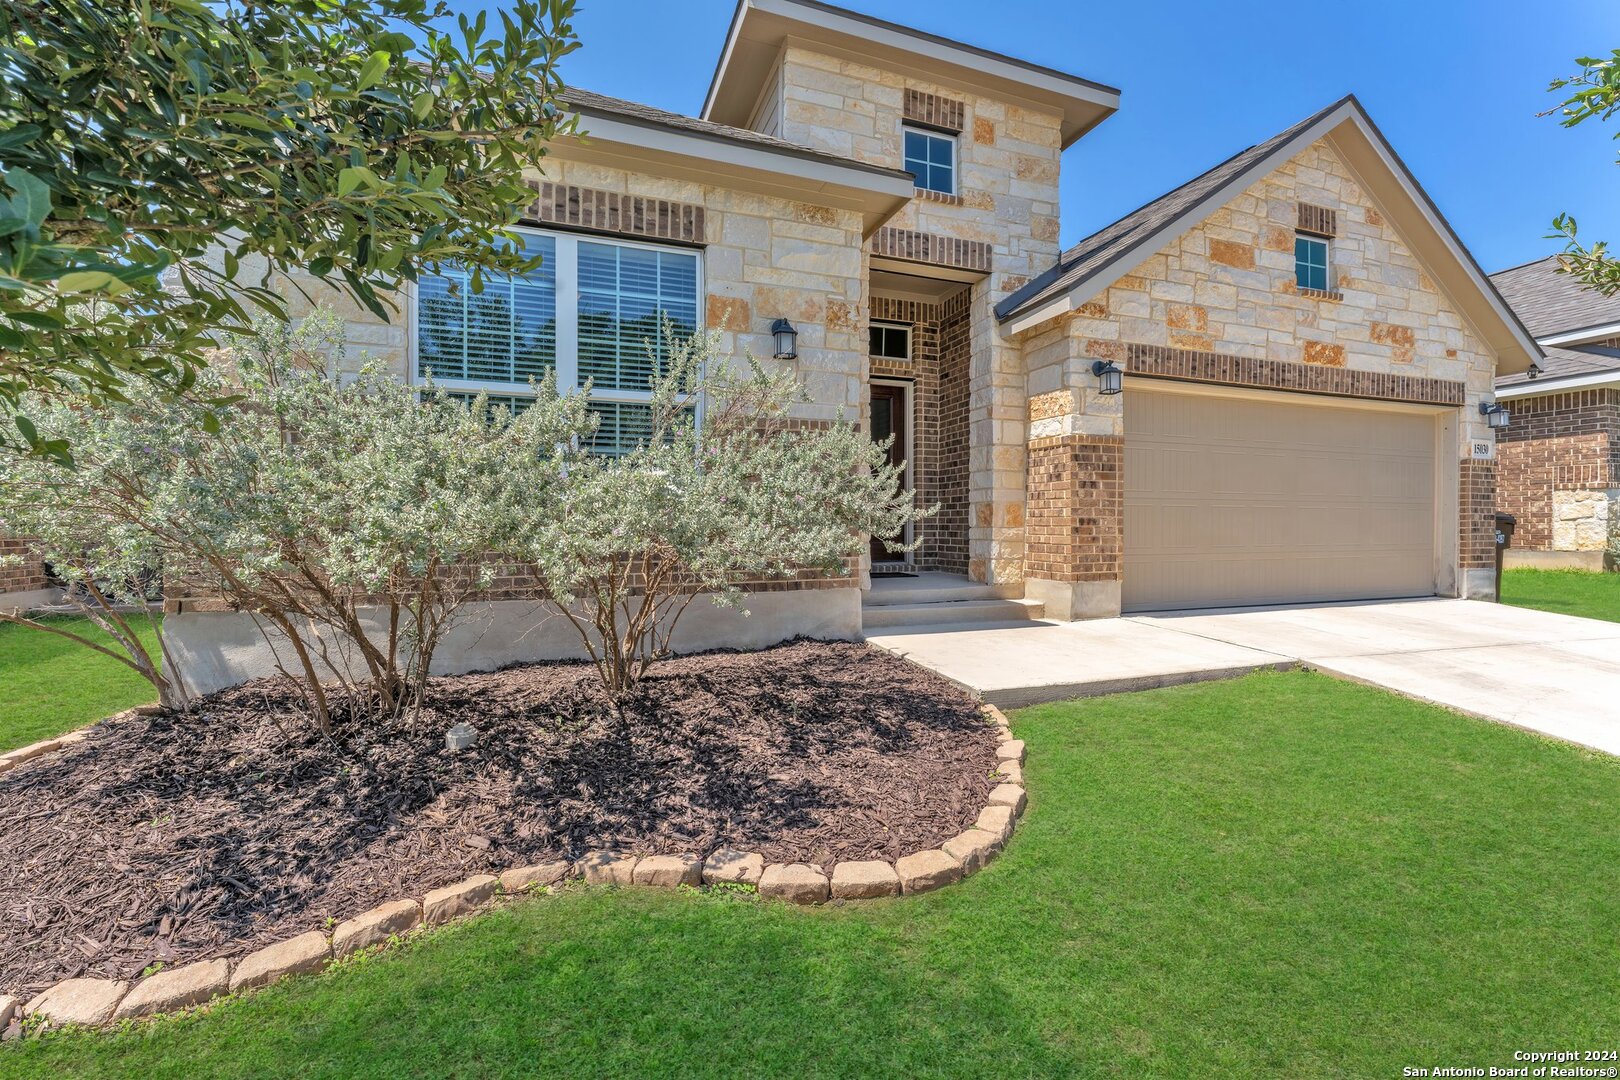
[
  {"x1": 5, "y1": 168, "x2": 52, "y2": 230},
  {"x1": 357, "y1": 50, "x2": 391, "y2": 90},
  {"x1": 56, "y1": 270, "x2": 119, "y2": 293}
]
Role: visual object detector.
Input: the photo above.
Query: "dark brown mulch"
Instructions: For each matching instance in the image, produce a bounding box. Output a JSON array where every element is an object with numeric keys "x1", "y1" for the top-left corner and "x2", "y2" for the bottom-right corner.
[{"x1": 0, "y1": 639, "x2": 997, "y2": 997}]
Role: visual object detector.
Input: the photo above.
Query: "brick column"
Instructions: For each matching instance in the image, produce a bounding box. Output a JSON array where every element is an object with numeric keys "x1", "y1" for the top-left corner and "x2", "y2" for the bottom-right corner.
[
  {"x1": 1459, "y1": 458, "x2": 1498, "y2": 600},
  {"x1": 1019, "y1": 383, "x2": 1125, "y2": 620}
]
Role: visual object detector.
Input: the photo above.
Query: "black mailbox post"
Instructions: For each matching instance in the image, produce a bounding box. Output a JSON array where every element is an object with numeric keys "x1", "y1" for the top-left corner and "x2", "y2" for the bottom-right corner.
[{"x1": 1494, "y1": 512, "x2": 1516, "y2": 602}]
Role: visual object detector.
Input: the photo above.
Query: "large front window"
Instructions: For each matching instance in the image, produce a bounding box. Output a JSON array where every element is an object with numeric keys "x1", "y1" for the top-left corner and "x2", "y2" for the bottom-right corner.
[{"x1": 415, "y1": 228, "x2": 701, "y2": 455}]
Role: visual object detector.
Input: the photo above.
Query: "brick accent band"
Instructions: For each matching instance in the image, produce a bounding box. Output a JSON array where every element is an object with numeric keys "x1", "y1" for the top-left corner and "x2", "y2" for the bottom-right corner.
[
  {"x1": 872, "y1": 227, "x2": 991, "y2": 274},
  {"x1": 903, "y1": 89, "x2": 965, "y2": 132},
  {"x1": 1025, "y1": 434, "x2": 1123, "y2": 583},
  {"x1": 1298, "y1": 202, "x2": 1337, "y2": 237},
  {"x1": 1122, "y1": 343, "x2": 1466, "y2": 407},
  {"x1": 524, "y1": 181, "x2": 705, "y2": 245}
]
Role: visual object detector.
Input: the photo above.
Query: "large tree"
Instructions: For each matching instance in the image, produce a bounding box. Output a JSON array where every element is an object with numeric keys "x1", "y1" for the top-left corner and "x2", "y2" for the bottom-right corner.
[
  {"x1": 1548, "y1": 49, "x2": 1620, "y2": 294},
  {"x1": 0, "y1": 0, "x2": 577, "y2": 460}
]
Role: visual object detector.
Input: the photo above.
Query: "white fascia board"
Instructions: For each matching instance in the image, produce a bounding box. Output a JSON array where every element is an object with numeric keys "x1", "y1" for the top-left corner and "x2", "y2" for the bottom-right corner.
[
  {"x1": 1539, "y1": 322, "x2": 1620, "y2": 347},
  {"x1": 1497, "y1": 370, "x2": 1620, "y2": 399},
  {"x1": 570, "y1": 111, "x2": 914, "y2": 201}
]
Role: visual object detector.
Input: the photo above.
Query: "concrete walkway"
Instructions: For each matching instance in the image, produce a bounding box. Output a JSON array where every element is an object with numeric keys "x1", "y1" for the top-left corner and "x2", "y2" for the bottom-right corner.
[{"x1": 867, "y1": 598, "x2": 1620, "y2": 756}]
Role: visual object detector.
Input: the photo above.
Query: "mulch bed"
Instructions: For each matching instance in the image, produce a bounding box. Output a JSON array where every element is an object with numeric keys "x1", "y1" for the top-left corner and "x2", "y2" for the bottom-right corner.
[{"x1": 0, "y1": 640, "x2": 996, "y2": 997}]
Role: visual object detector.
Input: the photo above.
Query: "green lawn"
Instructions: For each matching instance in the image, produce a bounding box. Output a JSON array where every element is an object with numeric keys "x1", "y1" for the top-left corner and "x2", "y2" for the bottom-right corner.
[
  {"x1": 1501, "y1": 567, "x2": 1620, "y2": 624},
  {"x1": 0, "y1": 615, "x2": 161, "y2": 752},
  {"x1": 5, "y1": 670, "x2": 1618, "y2": 1078}
]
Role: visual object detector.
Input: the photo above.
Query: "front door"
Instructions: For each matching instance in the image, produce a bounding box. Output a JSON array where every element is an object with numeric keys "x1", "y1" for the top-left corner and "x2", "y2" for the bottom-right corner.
[{"x1": 869, "y1": 382, "x2": 909, "y2": 565}]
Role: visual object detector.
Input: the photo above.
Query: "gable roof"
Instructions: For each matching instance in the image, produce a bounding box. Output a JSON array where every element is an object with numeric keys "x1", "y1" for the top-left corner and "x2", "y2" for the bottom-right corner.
[
  {"x1": 996, "y1": 95, "x2": 1542, "y2": 376},
  {"x1": 702, "y1": 0, "x2": 1119, "y2": 149},
  {"x1": 1497, "y1": 343, "x2": 1620, "y2": 393},
  {"x1": 1488, "y1": 255, "x2": 1620, "y2": 341}
]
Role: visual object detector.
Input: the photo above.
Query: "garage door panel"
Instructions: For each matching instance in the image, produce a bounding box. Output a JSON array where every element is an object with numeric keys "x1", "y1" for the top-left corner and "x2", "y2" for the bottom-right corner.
[{"x1": 1124, "y1": 389, "x2": 1437, "y2": 612}]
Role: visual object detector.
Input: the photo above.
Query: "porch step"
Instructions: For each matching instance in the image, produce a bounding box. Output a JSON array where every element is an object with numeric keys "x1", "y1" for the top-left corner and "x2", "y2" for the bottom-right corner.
[
  {"x1": 862, "y1": 598, "x2": 1046, "y2": 630},
  {"x1": 862, "y1": 572, "x2": 1014, "y2": 607}
]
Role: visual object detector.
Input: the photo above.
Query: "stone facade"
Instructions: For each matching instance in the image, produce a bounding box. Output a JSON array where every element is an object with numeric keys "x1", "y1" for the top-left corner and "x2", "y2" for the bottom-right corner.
[
  {"x1": 1496, "y1": 388, "x2": 1620, "y2": 561},
  {"x1": 1019, "y1": 136, "x2": 1501, "y2": 612},
  {"x1": 769, "y1": 45, "x2": 1066, "y2": 584}
]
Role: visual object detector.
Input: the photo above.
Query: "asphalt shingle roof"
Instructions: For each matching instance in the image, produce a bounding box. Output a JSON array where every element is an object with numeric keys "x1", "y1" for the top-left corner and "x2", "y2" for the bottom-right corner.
[
  {"x1": 561, "y1": 87, "x2": 912, "y2": 182},
  {"x1": 995, "y1": 97, "x2": 1352, "y2": 322},
  {"x1": 1488, "y1": 255, "x2": 1620, "y2": 340}
]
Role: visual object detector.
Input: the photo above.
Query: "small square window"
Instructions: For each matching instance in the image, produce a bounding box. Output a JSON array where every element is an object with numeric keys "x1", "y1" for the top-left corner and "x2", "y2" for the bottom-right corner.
[
  {"x1": 1295, "y1": 234, "x2": 1330, "y2": 292},
  {"x1": 903, "y1": 125, "x2": 956, "y2": 195},
  {"x1": 869, "y1": 322, "x2": 911, "y2": 360}
]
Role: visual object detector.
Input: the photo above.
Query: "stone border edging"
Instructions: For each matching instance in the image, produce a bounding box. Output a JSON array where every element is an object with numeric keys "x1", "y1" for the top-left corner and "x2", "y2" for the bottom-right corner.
[{"x1": 1, "y1": 705, "x2": 1026, "y2": 1035}]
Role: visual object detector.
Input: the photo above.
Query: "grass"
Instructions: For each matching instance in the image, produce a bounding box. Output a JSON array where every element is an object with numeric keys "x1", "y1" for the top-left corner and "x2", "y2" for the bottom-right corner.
[
  {"x1": 4, "y1": 670, "x2": 1618, "y2": 1078},
  {"x1": 1500, "y1": 567, "x2": 1620, "y2": 624},
  {"x1": 0, "y1": 614, "x2": 161, "y2": 752}
]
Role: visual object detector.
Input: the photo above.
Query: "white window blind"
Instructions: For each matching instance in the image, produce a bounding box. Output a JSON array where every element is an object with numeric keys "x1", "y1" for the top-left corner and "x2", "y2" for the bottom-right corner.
[{"x1": 414, "y1": 228, "x2": 702, "y2": 454}]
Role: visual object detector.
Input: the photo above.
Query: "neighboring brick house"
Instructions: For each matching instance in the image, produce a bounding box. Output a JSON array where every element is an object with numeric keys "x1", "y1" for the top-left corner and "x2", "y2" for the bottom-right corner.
[
  {"x1": 1490, "y1": 256, "x2": 1620, "y2": 570},
  {"x1": 150, "y1": 0, "x2": 1542, "y2": 691},
  {"x1": 0, "y1": 534, "x2": 55, "y2": 609}
]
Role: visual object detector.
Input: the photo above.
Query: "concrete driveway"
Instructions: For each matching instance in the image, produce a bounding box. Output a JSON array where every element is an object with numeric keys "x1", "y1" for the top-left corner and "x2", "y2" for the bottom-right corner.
[
  {"x1": 1133, "y1": 599, "x2": 1620, "y2": 755},
  {"x1": 868, "y1": 598, "x2": 1620, "y2": 756}
]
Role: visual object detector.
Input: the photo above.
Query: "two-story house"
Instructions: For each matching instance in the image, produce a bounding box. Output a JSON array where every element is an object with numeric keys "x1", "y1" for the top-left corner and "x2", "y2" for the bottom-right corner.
[{"x1": 11, "y1": 0, "x2": 1547, "y2": 691}]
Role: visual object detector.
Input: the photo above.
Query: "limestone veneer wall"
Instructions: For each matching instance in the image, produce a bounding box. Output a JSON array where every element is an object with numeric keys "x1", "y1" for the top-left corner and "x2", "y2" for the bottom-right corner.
[
  {"x1": 1019, "y1": 136, "x2": 1503, "y2": 612},
  {"x1": 773, "y1": 46, "x2": 1064, "y2": 585}
]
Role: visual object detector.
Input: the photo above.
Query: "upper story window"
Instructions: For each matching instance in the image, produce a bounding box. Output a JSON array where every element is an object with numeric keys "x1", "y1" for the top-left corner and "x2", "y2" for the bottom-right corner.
[
  {"x1": 415, "y1": 227, "x2": 701, "y2": 456},
  {"x1": 1294, "y1": 233, "x2": 1330, "y2": 292},
  {"x1": 869, "y1": 321, "x2": 911, "y2": 361},
  {"x1": 903, "y1": 124, "x2": 956, "y2": 195}
]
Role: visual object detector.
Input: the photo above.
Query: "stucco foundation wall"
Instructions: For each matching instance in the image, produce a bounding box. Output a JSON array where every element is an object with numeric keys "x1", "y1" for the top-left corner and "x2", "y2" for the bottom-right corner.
[{"x1": 166, "y1": 587, "x2": 862, "y2": 697}]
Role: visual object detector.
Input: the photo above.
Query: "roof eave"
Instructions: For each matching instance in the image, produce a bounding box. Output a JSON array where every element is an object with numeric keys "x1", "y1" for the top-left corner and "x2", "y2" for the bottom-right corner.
[
  {"x1": 703, "y1": 0, "x2": 1119, "y2": 145},
  {"x1": 561, "y1": 106, "x2": 913, "y2": 237},
  {"x1": 999, "y1": 97, "x2": 1545, "y2": 378}
]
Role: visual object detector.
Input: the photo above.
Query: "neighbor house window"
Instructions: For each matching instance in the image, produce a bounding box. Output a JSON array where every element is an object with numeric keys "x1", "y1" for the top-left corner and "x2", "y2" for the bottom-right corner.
[
  {"x1": 869, "y1": 321, "x2": 911, "y2": 361},
  {"x1": 1295, "y1": 234, "x2": 1330, "y2": 292},
  {"x1": 415, "y1": 227, "x2": 701, "y2": 455},
  {"x1": 903, "y1": 125, "x2": 956, "y2": 195}
]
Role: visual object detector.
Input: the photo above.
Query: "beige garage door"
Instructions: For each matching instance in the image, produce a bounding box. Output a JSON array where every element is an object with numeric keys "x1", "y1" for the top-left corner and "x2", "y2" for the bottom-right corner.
[{"x1": 1124, "y1": 387, "x2": 1438, "y2": 612}]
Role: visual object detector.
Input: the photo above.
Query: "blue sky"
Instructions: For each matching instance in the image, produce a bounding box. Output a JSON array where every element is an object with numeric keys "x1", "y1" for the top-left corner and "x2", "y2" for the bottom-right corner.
[{"x1": 471, "y1": 0, "x2": 1620, "y2": 274}]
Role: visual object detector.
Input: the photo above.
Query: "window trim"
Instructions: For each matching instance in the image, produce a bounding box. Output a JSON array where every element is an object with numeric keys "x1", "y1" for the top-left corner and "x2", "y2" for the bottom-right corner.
[
  {"x1": 408, "y1": 223, "x2": 706, "y2": 412},
  {"x1": 902, "y1": 122, "x2": 957, "y2": 196},
  {"x1": 869, "y1": 319, "x2": 912, "y2": 361},
  {"x1": 1294, "y1": 232, "x2": 1331, "y2": 293}
]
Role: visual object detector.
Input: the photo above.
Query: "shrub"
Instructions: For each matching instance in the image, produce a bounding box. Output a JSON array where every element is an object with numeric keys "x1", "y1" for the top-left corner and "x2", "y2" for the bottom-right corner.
[
  {"x1": 1, "y1": 309, "x2": 593, "y2": 727},
  {"x1": 515, "y1": 325, "x2": 927, "y2": 697}
]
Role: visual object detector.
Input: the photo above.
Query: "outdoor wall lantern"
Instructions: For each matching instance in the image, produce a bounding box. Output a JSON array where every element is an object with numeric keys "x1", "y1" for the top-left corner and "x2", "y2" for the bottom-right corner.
[
  {"x1": 1091, "y1": 359, "x2": 1124, "y2": 396},
  {"x1": 1526, "y1": 361, "x2": 1542, "y2": 380},
  {"x1": 771, "y1": 318, "x2": 798, "y2": 360},
  {"x1": 1479, "y1": 400, "x2": 1510, "y2": 429}
]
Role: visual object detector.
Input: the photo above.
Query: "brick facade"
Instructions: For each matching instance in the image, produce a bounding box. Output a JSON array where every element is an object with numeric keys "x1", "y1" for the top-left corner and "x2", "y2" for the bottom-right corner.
[
  {"x1": 1496, "y1": 388, "x2": 1620, "y2": 552},
  {"x1": 1121, "y1": 342, "x2": 1465, "y2": 406},
  {"x1": 524, "y1": 180, "x2": 706, "y2": 244},
  {"x1": 1459, "y1": 459, "x2": 1498, "y2": 570},
  {"x1": 1025, "y1": 434, "x2": 1122, "y2": 582},
  {"x1": 0, "y1": 535, "x2": 49, "y2": 599},
  {"x1": 869, "y1": 289, "x2": 971, "y2": 574}
]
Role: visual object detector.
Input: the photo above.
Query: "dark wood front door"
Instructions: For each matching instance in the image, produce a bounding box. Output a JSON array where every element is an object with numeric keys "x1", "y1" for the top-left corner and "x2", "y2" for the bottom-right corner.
[{"x1": 869, "y1": 382, "x2": 908, "y2": 564}]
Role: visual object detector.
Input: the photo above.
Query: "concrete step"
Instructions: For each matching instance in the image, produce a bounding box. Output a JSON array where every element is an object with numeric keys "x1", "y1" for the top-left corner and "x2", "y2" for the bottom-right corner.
[
  {"x1": 863, "y1": 579, "x2": 1011, "y2": 607},
  {"x1": 861, "y1": 598, "x2": 1046, "y2": 629}
]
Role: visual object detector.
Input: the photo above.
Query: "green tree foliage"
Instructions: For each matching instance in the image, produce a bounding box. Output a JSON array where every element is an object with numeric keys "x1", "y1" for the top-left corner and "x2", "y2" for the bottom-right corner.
[
  {"x1": 0, "y1": 0, "x2": 578, "y2": 459},
  {"x1": 1548, "y1": 49, "x2": 1620, "y2": 294}
]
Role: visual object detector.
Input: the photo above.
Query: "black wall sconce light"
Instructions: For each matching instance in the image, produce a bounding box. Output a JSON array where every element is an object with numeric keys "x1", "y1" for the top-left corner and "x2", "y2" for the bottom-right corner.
[
  {"x1": 771, "y1": 318, "x2": 798, "y2": 360},
  {"x1": 1479, "y1": 400, "x2": 1510, "y2": 429},
  {"x1": 1092, "y1": 359, "x2": 1123, "y2": 395}
]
